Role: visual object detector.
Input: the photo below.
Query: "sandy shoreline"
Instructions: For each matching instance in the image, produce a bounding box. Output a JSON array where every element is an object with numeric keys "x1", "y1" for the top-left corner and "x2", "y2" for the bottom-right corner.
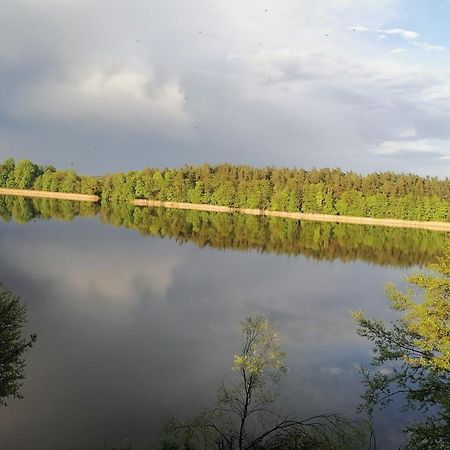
[
  {"x1": 0, "y1": 188, "x2": 99, "y2": 202},
  {"x1": 2, "y1": 188, "x2": 449, "y2": 231},
  {"x1": 132, "y1": 199, "x2": 450, "y2": 232}
]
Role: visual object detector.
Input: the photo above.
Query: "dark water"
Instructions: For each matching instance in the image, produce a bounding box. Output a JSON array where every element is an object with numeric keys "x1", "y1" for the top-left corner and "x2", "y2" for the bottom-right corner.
[{"x1": 0, "y1": 197, "x2": 443, "y2": 449}]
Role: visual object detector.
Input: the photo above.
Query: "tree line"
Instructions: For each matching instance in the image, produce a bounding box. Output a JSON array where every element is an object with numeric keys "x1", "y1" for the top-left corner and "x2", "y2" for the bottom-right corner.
[
  {"x1": 0, "y1": 159, "x2": 102, "y2": 196},
  {"x1": 2, "y1": 158, "x2": 450, "y2": 221}
]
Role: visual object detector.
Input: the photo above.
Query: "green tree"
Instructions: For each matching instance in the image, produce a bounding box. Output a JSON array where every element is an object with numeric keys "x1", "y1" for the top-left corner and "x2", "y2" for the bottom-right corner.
[
  {"x1": 385, "y1": 247, "x2": 450, "y2": 371},
  {"x1": 12, "y1": 160, "x2": 42, "y2": 189},
  {"x1": 159, "y1": 316, "x2": 368, "y2": 450},
  {"x1": 0, "y1": 283, "x2": 36, "y2": 405},
  {"x1": 354, "y1": 247, "x2": 450, "y2": 448},
  {"x1": 0, "y1": 158, "x2": 16, "y2": 187}
]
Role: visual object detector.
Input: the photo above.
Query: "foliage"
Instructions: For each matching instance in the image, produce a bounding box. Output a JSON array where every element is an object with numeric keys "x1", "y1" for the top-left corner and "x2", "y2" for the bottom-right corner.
[
  {"x1": 158, "y1": 316, "x2": 369, "y2": 450},
  {"x1": 0, "y1": 283, "x2": 36, "y2": 405},
  {"x1": 386, "y1": 247, "x2": 450, "y2": 371},
  {"x1": 353, "y1": 247, "x2": 450, "y2": 448},
  {"x1": 2, "y1": 158, "x2": 450, "y2": 221}
]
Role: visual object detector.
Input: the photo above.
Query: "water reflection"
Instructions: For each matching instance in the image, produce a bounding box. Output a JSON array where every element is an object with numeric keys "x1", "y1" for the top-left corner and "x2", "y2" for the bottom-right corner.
[
  {"x1": 0, "y1": 213, "x2": 411, "y2": 449},
  {"x1": 0, "y1": 195, "x2": 98, "y2": 223},
  {"x1": 0, "y1": 197, "x2": 439, "y2": 449},
  {"x1": 1, "y1": 196, "x2": 448, "y2": 267}
]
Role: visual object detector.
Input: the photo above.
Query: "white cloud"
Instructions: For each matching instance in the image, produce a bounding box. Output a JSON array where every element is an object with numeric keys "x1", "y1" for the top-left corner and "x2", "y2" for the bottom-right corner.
[
  {"x1": 390, "y1": 48, "x2": 407, "y2": 54},
  {"x1": 379, "y1": 28, "x2": 420, "y2": 40},
  {"x1": 346, "y1": 24, "x2": 446, "y2": 55},
  {"x1": 346, "y1": 25, "x2": 372, "y2": 32},
  {"x1": 398, "y1": 127, "x2": 417, "y2": 138},
  {"x1": 413, "y1": 41, "x2": 446, "y2": 51},
  {"x1": 421, "y1": 80, "x2": 450, "y2": 101},
  {"x1": 372, "y1": 138, "x2": 450, "y2": 156},
  {"x1": 11, "y1": 68, "x2": 189, "y2": 130},
  {"x1": 0, "y1": 0, "x2": 450, "y2": 175}
]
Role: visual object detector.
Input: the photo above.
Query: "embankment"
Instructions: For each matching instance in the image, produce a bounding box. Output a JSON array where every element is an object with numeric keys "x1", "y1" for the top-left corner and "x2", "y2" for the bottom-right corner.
[
  {"x1": 0, "y1": 188, "x2": 99, "y2": 202},
  {"x1": 132, "y1": 199, "x2": 450, "y2": 232}
]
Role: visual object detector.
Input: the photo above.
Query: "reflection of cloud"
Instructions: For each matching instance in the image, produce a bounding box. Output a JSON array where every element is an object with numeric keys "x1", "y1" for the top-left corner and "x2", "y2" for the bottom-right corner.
[
  {"x1": 66, "y1": 262, "x2": 176, "y2": 303},
  {"x1": 321, "y1": 366, "x2": 343, "y2": 376},
  {"x1": 0, "y1": 230, "x2": 181, "y2": 312}
]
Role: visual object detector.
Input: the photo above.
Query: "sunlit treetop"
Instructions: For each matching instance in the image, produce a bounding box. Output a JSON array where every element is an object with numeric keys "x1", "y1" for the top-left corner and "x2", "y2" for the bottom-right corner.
[{"x1": 384, "y1": 246, "x2": 450, "y2": 371}]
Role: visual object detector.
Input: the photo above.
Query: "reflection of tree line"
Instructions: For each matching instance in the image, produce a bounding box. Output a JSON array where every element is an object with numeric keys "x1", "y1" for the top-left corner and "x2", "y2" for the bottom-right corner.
[
  {"x1": 0, "y1": 195, "x2": 99, "y2": 224},
  {"x1": 1, "y1": 196, "x2": 448, "y2": 267},
  {"x1": 101, "y1": 204, "x2": 450, "y2": 267}
]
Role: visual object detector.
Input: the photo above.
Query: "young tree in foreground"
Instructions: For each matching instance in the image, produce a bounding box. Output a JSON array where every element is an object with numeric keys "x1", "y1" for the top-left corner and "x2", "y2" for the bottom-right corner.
[
  {"x1": 159, "y1": 316, "x2": 368, "y2": 449},
  {"x1": 354, "y1": 247, "x2": 450, "y2": 449},
  {"x1": 0, "y1": 283, "x2": 36, "y2": 405}
]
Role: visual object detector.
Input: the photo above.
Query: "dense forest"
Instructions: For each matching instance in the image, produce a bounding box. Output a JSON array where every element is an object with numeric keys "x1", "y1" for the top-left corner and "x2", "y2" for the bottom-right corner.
[
  {"x1": 0, "y1": 195, "x2": 447, "y2": 267},
  {"x1": 1, "y1": 158, "x2": 450, "y2": 221}
]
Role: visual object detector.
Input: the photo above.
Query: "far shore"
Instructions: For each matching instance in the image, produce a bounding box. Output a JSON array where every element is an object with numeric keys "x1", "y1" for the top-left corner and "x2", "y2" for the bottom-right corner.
[
  {"x1": 0, "y1": 188, "x2": 99, "y2": 202},
  {"x1": 1, "y1": 188, "x2": 450, "y2": 232}
]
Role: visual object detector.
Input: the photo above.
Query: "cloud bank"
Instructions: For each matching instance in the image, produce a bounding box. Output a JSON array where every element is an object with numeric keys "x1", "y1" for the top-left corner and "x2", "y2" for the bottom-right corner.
[{"x1": 0, "y1": 0, "x2": 449, "y2": 176}]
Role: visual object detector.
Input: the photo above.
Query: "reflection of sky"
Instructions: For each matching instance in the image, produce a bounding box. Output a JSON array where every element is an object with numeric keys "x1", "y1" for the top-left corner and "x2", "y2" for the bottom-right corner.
[{"x1": 0, "y1": 218, "x2": 416, "y2": 449}]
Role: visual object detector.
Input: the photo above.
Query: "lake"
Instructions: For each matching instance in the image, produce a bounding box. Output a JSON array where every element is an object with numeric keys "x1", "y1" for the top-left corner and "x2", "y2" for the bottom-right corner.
[{"x1": 0, "y1": 197, "x2": 446, "y2": 449}]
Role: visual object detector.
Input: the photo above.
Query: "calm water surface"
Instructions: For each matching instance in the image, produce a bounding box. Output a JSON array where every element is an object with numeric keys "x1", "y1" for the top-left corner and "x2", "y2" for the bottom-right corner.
[{"x1": 0, "y1": 199, "x2": 441, "y2": 449}]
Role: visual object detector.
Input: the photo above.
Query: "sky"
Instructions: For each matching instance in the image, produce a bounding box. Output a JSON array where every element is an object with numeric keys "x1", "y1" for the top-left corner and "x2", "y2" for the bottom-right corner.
[{"x1": 1, "y1": 0, "x2": 450, "y2": 176}]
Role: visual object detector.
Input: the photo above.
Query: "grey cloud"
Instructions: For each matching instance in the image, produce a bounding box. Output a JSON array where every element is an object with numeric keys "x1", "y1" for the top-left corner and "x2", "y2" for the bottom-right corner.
[
  {"x1": 378, "y1": 150, "x2": 447, "y2": 159},
  {"x1": 0, "y1": 0, "x2": 449, "y2": 176}
]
